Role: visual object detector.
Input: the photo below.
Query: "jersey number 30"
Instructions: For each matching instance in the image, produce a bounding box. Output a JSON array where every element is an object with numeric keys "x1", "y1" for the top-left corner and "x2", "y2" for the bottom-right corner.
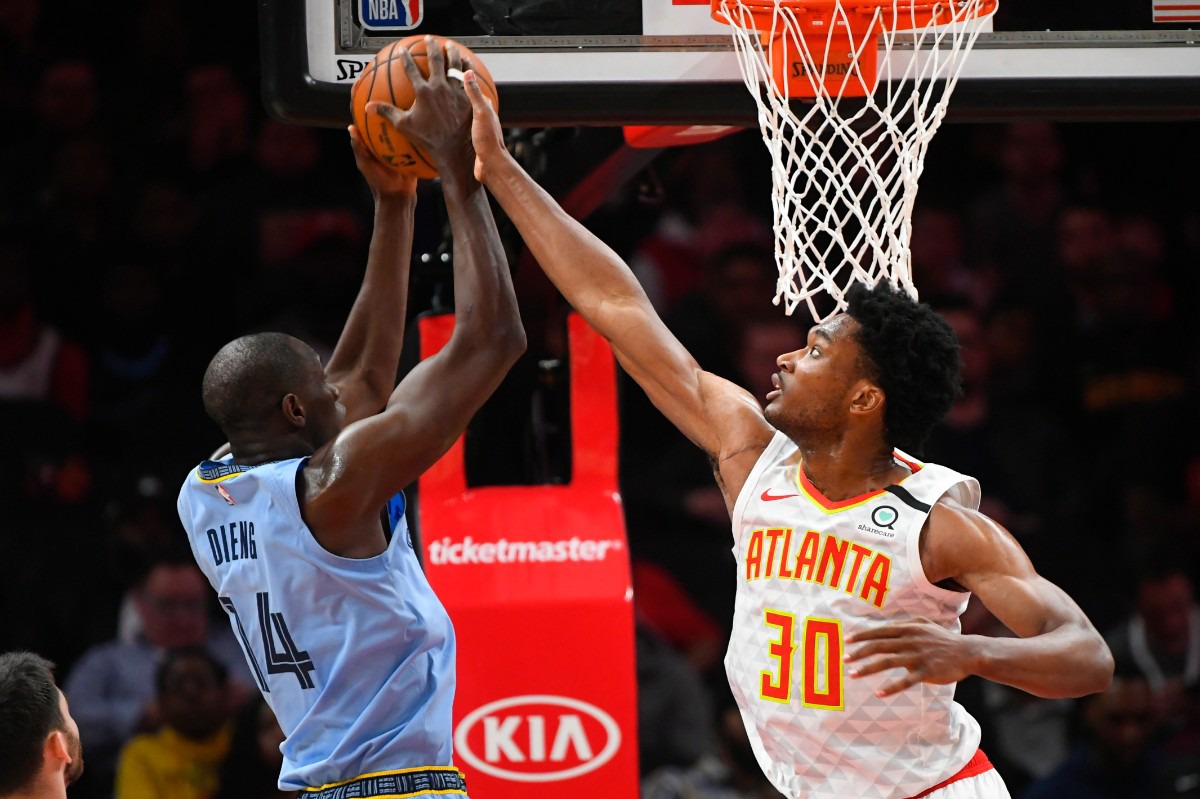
[
  {"x1": 221, "y1": 593, "x2": 317, "y2": 692},
  {"x1": 761, "y1": 609, "x2": 843, "y2": 709}
]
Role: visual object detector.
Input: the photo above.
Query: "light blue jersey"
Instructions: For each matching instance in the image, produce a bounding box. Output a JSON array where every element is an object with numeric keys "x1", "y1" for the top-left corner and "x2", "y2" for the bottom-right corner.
[{"x1": 176, "y1": 457, "x2": 458, "y2": 791}]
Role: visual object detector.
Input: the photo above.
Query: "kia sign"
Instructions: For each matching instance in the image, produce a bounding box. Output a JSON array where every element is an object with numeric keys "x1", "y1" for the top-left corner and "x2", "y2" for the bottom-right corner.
[
  {"x1": 420, "y1": 314, "x2": 640, "y2": 796},
  {"x1": 455, "y1": 695, "x2": 621, "y2": 782}
]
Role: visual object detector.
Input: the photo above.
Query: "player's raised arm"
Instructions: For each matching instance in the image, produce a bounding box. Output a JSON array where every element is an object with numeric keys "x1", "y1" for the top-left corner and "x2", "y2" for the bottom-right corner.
[
  {"x1": 321, "y1": 129, "x2": 419, "y2": 425},
  {"x1": 846, "y1": 501, "x2": 1114, "y2": 699},
  {"x1": 462, "y1": 71, "x2": 774, "y2": 496},
  {"x1": 301, "y1": 40, "x2": 525, "y2": 550}
]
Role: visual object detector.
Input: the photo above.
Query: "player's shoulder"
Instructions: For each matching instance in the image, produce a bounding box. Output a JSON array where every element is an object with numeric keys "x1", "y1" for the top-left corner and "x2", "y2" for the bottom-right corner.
[
  {"x1": 924, "y1": 495, "x2": 1014, "y2": 569},
  {"x1": 928, "y1": 494, "x2": 995, "y2": 533}
]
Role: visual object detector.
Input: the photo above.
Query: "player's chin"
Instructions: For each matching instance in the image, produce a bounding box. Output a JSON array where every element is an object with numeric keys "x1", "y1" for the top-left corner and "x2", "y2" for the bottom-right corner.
[{"x1": 762, "y1": 401, "x2": 785, "y2": 430}]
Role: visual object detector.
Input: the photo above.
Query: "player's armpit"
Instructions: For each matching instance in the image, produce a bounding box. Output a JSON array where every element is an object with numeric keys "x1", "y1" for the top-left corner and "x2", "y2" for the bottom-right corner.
[
  {"x1": 921, "y1": 502, "x2": 1114, "y2": 698},
  {"x1": 622, "y1": 348, "x2": 772, "y2": 505}
]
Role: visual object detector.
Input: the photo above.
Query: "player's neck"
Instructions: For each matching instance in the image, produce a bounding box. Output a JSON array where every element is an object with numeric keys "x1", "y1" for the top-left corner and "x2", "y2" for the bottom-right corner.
[
  {"x1": 229, "y1": 433, "x2": 315, "y2": 466},
  {"x1": 6, "y1": 772, "x2": 67, "y2": 799},
  {"x1": 797, "y1": 439, "x2": 907, "y2": 502}
]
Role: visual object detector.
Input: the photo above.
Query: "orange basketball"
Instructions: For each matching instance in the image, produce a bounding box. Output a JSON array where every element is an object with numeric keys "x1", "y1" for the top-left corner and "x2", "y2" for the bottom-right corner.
[{"x1": 350, "y1": 35, "x2": 499, "y2": 179}]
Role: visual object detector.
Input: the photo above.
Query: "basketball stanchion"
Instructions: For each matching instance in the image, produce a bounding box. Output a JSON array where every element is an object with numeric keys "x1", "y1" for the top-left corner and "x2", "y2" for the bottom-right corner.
[
  {"x1": 416, "y1": 313, "x2": 639, "y2": 796},
  {"x1": 711, "y1": 0, "x2": 997, "y2": 320}
]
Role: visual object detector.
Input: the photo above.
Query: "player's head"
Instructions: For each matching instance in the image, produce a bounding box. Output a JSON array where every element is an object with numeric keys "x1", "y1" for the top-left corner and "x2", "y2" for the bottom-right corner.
[
  {"x1": 0, "y1": 652, "x2": 85, "y2": 795},
  {"x1": 842, "y1": 282, "x2": 961, "y2": 453},
  {"x1": 202, "y1": 332, "x2": 344, "y2": 453},
  {"x1": 765, "y1": 281, "x2": 960, "y2": 454}
]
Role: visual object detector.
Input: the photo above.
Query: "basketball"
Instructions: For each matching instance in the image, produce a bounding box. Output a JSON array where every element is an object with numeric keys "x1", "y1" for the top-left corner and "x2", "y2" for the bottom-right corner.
[{"x1": 350, "y1": 35, "x2": 499, "y2": 179}]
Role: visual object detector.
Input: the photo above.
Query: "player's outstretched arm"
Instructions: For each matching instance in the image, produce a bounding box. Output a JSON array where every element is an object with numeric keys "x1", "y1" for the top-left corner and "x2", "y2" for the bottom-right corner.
[
  {"x1": 845, "y1": 502, "x2": 1114, "y2": 699},
  {"x1": 322, "y1": 129, "x2": 419, "y2": 425},
  {"x1": 301, "y1": 40, "x2": 525, "y2": 551},
  {"x1": 462, "y1": 70, "x2": 773, "y2": 495}
]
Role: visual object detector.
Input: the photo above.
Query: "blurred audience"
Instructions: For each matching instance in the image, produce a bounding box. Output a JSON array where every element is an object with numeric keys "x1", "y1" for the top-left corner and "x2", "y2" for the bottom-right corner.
[
  {"x1": 1106, "y1": 561, "x2": 1200, "y2": 732},
  {"x1": 1021, "y1": 675, "x2": 1162, "y2": 799},
  {"x1": 642, "y1": 683, "x2": 784, "y2": 798},
  {"x1": 63, "y1": 556, "x2": 250, "y2": 796},
  {"x1": 214, "y1": 697, "x2": 296, "y2": 799},
  {"x1": 114, "y1": 647, "x2": 234, "y2": 799}
]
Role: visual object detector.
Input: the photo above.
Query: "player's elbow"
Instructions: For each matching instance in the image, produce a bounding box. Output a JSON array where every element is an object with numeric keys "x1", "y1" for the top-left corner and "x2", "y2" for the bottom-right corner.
[
  {"x1": 1084, "y1": 639, "x2": 1116, "y2": 695},
  {"x1": 1063, "y1": 631, "x2": 1115, "y2": 698},
  {"x1": 495, "y1": 319, "x2": 527, "y2": 365}
]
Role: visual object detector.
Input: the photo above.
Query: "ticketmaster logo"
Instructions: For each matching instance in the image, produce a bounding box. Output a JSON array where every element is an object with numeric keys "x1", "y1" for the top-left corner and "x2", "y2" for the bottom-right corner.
[{"x1": 427, "y1": 536, "x2": 624, "y2": 565}]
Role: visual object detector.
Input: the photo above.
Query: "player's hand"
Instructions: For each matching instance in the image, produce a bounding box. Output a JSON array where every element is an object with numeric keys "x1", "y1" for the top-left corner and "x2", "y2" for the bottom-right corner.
[
  {"x1": 367, "y1": 37, "x2": 473, "y2": 177},
  {"x1": 844, "y1": 618, "x2": 975, "y2": 697},
  {"x1": 349, "y1": 124, "x2": 417, "y2": 199},
  {"x1": 462, "y1": 67, "x2": 505, "y2": 184}
]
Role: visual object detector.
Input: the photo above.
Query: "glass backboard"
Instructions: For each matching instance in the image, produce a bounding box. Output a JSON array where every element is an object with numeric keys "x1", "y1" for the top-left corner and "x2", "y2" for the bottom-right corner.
[{"x1": 260, "y1": 0, "x2": 1200, "y2": 127}]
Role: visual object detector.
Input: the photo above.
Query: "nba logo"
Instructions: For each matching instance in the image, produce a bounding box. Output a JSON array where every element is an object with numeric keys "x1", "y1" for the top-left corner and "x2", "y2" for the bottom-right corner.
[{"x1": 359, "y1": 0, "x2": 423, "y2": 31}]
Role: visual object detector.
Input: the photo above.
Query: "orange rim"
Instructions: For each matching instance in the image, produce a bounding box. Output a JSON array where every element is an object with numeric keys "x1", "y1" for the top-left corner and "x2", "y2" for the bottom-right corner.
[{"x1": 713, "y1": 0, "x2": 997, "y2": 34}]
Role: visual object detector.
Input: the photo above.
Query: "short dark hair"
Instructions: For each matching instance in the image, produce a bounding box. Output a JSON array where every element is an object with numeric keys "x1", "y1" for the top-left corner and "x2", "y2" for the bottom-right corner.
[
  {"x1": 845, "y1": 281, "x2": 961, "y2": 454},
  {"x1": 0, "y1": 652, "x2": 65, "y2": 795},
  {"x1": 201, "y1": 333, "x2": 311, "y2": 435}
]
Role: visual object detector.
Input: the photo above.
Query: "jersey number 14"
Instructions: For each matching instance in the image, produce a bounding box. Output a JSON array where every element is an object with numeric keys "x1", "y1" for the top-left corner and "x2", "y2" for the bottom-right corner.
[{"x1": 221, "y1": 592, "x2": 317, "y2": 692}]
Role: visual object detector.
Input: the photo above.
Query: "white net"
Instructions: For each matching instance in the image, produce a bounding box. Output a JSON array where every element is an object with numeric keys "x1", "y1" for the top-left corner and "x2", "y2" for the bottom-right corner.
[{"x1": 714, "y1": 0, "x2": 996, "y2": 320}]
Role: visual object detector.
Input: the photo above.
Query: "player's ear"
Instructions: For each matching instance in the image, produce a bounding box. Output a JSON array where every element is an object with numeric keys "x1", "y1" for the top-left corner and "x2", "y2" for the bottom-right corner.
[
  {"x1": 848, "y1": 379, "x2": 883, "y2": 415},
  {"x1": 282, "y1": 393, "x2": 307, "y2": 427},
  {"x1": 45, "y1": 729, "x2": 70, "y2": 769}
]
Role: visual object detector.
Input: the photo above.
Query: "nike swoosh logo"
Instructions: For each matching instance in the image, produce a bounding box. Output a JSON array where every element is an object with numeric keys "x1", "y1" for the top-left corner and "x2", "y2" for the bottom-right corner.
[{"x1": 761, "y1": 489, "x2": 800, "y2": 501}]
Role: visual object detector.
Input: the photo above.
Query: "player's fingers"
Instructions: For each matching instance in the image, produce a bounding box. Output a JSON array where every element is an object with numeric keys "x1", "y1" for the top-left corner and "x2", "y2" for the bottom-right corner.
[
  {"x1": 365, "y1": 100, "x2": 405, "y2": 128},
  {"x1": 845, "y1": 638, "x2": 914, "y2": 661},
  {"x1": 445, "y1": 41, "x2": 463, "y2": 74},
  {"x1": 397, "y1": 45, "x2": 425, "y2": 87},
  {"x1": 463, "y1": 70, "x2": 494, "y2": 113},
  {"x1": 844, "y1": 625, "x2": 905, "y2": 643},
  {"x1": 847, "y1": 655, "x2": 909, "y2": 678},
  {"x1": 426, "y1": 35, "x2": 446, "y2": 83},
  {"x1": 876, "y1": 670, "x2": 922, "y2": 697}
]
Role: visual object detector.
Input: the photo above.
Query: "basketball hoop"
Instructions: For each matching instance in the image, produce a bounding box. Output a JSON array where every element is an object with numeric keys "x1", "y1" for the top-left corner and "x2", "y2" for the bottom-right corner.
[{"x1": 712, "y1": 0, "x2": 997, "y2": 319}]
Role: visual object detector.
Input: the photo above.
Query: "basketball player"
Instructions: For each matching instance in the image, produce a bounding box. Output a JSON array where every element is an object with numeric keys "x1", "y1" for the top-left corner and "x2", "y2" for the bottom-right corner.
[
  {"x1": 444, "y1": 71, "x2": 1115, "y2": 799},
  {"x1": 176, "y1": 41, "x2": 523, "y2": 797},
  {"x1": 0, "y1": 651, "x2": 85, "y2": 799}
]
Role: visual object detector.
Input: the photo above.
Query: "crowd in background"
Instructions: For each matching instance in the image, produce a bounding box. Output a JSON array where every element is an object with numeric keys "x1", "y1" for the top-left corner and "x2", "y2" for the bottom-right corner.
[{"x1": 2, "y1": 0, "x2": 1200, "y2": 797}]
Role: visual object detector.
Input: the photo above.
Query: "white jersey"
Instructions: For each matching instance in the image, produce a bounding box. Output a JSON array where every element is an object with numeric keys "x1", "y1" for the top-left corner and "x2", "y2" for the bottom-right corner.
[{"x1": 726, "y1": 431, "x2": 983, "y2": 799}]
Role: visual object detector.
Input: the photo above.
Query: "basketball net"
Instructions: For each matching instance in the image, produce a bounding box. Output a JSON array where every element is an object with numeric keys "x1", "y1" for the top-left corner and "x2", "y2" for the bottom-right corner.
[{"x1": 713, "y1": 0, "x2": 997, "y2": 320}]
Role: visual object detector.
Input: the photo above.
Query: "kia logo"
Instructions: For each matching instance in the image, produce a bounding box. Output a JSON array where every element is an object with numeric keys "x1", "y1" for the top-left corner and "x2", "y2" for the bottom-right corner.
[{"x1": 454, "y1": 695, "x2": 621, "y2": 782}]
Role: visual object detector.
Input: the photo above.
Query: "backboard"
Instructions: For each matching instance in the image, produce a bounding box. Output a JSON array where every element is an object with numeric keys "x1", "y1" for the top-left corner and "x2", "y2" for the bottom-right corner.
[{"x1": 260, "y1": 0, "x2": 1200, "y2": 127}]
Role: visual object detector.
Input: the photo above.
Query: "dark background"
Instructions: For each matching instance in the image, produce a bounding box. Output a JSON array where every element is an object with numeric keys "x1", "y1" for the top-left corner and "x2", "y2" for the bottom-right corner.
[{"x1": 2, "y1": 1, "x2": 1200, "y2": 797}]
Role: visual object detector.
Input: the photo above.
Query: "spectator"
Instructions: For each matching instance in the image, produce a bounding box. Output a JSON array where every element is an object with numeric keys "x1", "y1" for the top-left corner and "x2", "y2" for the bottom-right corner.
[
  {"x1": 966, "y1": 121, "x2": 1067, "y2": 290},
  {"x1": 642, "y1": 683, "x2": 783, "y2": 799},
  {"x1": 63, "y1": 555, "x2": 250, "y2": 797},
  {"x1": 1106, "y1": 561, "x2": 1200, "y2": 730},
  {"x1": 115, "y1": 647, "x2": 234, "y2": 799},
  {"x1": 214, "y1": 697, "x2": 297, "y2": 799},
  {"x1": 1021, "y1": 674, "x2": 1162, "y2": 799},
  {"x1": 0, "y1": 234, "x2": 88, "y2": 424}
]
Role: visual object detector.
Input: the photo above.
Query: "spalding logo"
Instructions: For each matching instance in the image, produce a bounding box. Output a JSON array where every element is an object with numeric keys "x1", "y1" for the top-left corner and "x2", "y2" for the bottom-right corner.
[{"x1": 454, "y1": 695, "x2": 621, "y2": 782}]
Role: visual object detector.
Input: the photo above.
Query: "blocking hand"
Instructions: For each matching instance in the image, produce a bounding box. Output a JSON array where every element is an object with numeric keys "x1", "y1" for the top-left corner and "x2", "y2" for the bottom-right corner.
[
  {"x1": 462, "y1": 67, "x2": 506, "y2": 184},
  {"x1": 844, "y1": 618, "x2": 974, "y2": 697}
]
